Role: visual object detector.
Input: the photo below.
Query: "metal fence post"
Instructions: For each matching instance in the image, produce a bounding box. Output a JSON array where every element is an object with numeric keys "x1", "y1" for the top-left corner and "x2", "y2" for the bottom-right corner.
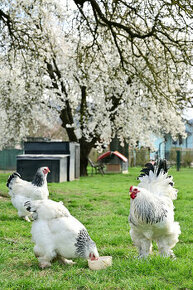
[{"x1": 176, "y1": 150, "x2": 181, "y2": 171}]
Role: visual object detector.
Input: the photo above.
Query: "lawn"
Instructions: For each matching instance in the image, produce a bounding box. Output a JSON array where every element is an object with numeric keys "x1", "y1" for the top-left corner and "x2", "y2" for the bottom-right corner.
[{"x1": 0, "y1": 167, "x2": 192, "y2": 289}]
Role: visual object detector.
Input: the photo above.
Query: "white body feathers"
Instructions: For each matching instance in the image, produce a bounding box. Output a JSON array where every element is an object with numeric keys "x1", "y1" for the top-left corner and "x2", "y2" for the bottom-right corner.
[
  {"x1": 7, "y1": 168, "x2": 49, "y2": 222},
  {"x1": 25, "y1": 199, "x2": 99, "y2": 268},
  {"x1": 138, "y1": 170, "x2": 177, "y2": 200},
  {"x1": 129, "y1": 162, "x2": 181, "y2": 258},
  {"x1": 9, "y1": 177, "x2": 49, "y2": 200}
]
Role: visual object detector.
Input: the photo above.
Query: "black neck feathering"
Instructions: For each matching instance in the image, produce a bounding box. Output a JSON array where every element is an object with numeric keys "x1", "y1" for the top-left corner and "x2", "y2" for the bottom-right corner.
[
  {"x1": 31, "y1": 173, "x2": 45, "y2": 187},
  {"x1": 74, "y1": 229, "x2": 95, "y2": 258}
]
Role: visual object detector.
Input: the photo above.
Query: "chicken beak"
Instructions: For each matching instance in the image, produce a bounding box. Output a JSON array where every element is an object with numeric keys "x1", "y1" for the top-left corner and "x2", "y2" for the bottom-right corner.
[
  {"x1": 47, "y1": 168, "x2": 50, "y2": 173},
  {"x1": 129, "y1": 192, "x2": 133, "y2": 198},
  {"x1": 89, "y1": 253, "x2": 99, "y2": 261}
]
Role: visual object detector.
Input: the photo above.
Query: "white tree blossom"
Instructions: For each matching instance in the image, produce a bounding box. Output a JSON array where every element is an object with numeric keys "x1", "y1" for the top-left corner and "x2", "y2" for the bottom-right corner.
[{"x1": 0, "y1": 0, "x2": 193, "y2": 174}]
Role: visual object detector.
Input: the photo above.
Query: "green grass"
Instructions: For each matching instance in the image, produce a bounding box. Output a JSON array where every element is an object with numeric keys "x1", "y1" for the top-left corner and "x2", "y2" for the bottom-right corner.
[{"x1": 0, "y1": 168, "x2": 193, "y2": 289}]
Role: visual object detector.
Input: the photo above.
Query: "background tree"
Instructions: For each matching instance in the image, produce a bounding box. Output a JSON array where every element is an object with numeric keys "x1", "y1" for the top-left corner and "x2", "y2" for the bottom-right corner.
[{"x1": 0, "y1": 0, "x2": 193, "y2": 175}]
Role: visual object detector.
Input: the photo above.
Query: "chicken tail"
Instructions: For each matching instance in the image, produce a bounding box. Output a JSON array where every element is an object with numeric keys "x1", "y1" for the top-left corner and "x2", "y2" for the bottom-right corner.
[
  {"x1": 24, "y1": 199, "x2": 70, "y2": 220},
  {"x1": 24, "y1": 200, "x2": 39, "y2": 220},
  {"x1": 138, "y1": 159, "x2": 177, "y2": 200},
  {"x1": 24, "y1": 200, "x2": 32, "y2": 212},
  {"x1": 6, "y1": 172, "x2": 21, "y2": 189},
  {"x1": 138, "y1": 159, "x2": 168, "y2": 179}
]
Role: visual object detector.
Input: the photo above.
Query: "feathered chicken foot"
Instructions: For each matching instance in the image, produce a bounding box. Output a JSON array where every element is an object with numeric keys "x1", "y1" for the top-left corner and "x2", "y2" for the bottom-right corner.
[
  {"x1": 59, "y1": 256, "x2": 76, "y2": 265},
  {"x1": 39, "y1": 261, "x2": 52, "y2": 269},
  {"x1": 23, "y1": 216, "x2": 31, "y2": 222},
  {"x1": 160, "y1": 249, "x2": 176, "y2": 260}
]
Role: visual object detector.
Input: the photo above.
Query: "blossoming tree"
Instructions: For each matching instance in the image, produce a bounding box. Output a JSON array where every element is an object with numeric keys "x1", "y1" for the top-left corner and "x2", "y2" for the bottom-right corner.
[{"x1": 0, "y1": 0, "x2": 193, "y2": 175}]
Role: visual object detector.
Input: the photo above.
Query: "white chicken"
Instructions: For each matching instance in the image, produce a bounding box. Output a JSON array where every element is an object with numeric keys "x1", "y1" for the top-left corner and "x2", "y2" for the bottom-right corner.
[
  {"x1": 7, "y1": 167, "x2": 50, "y2": 222},
  {"x1": 129, "y1": 159, "x2": 181, "y2": 259},
  {"x1": 24, "y1": 199, "x2": 99, "y2": 269}
]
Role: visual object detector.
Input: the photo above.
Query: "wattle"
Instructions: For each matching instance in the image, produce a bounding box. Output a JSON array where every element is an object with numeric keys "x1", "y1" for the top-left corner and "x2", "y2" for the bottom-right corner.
[{"x1": 130, "y1": 192, "x2": 137, "y2": 199}]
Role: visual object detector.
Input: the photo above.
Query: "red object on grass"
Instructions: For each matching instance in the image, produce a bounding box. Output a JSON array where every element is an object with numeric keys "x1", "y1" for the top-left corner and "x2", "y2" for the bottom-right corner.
[
  {"x1": 97, "y1": 151, "x2": 111, "y2": 161},
  {"x1": 113, "y1": 151, "x2": 128, "y2": 162},
  {"x1": 97, "y1": 151, "x2": 128, "y2": 162}
]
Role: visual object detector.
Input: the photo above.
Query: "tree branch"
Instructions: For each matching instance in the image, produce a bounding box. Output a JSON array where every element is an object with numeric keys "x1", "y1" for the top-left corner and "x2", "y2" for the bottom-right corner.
[{"x1": 73, "y1": 0, "x2": 157, "y2": 39}]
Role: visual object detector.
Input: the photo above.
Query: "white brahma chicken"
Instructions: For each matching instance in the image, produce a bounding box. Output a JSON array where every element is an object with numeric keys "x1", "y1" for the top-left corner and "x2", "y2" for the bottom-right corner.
[
  {"x1": 129, "y1": 159, "x2": 181, "y2": 259},
  {"x1": 7, "y1": 167, "x2": 50, "y2": 222},
  {"x1": 24, "y1": 199, "x2": 99, "y2": 269}
]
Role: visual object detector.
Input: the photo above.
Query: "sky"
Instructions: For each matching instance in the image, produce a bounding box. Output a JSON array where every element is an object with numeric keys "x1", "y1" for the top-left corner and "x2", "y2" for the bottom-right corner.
[{"x1": 183, "y1": 108, "x2": 193, "y2": 120}]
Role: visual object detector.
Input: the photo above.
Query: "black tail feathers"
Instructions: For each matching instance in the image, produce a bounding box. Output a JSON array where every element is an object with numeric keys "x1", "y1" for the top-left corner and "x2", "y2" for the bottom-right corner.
[
  {"x1": 24, "y1": 200, "x2": 32, "y2": 212},
  {"x1": 6, "y1": 172, "x2": 21, "y2": 188},
  {"x1": 138, "y1": 162, "x2": 155, "y2": 179},
  {"x1": 138, "y1": 159, "x2": 168, "y2": 179},
  {"x1": 156, "y1": 159, "x2": 168, "y2": 176}
]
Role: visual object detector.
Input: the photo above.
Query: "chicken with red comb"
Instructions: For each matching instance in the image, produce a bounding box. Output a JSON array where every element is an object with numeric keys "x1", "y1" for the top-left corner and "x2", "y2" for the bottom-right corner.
[
  {"x1": 128, "y1": 159, "x2": 181, "y2": 259},
  {"x1": 7, "y1": 167, "x2": 50, "y2": 222}
]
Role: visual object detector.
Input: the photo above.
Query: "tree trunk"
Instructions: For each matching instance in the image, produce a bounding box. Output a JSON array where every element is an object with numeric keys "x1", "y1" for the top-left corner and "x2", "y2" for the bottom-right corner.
[
  {"x1": 80, "y1": 153, "x2": 89, "y2": 176},
  {"x1": 46, "y1": 61, "x2": 99, "y2": 176},
  {"x1": 60, "y1": 109, "x2": 98, "y2": 176},
  {"x1": 79, "y1": 139, "x2": 95, "y2": 176},
  {"x1": 60, "y1": 117, "x2": 96, "y2": 176}
]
